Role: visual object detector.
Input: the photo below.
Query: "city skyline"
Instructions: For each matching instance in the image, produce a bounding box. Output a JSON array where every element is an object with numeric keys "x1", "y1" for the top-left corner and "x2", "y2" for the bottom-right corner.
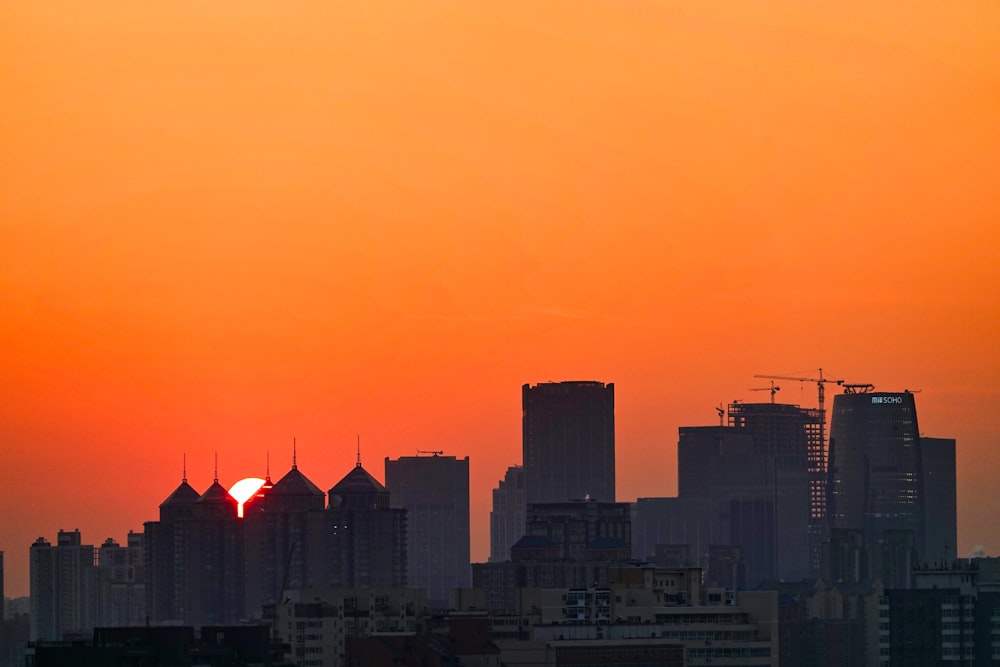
[{"x1": 2, "y1": 0, "x2": 998, "y2": 600}]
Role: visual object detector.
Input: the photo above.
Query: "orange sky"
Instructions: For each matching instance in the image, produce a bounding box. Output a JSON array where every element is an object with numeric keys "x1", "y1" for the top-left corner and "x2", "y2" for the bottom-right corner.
[{"x1": 1, "y1": 1, "x2": 998, "y2": 597}]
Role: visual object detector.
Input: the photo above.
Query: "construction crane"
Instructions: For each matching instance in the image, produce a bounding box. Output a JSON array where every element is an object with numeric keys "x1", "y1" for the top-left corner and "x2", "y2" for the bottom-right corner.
[
  {"x1": 715, "y1": 404, "x2": 725, "y2": 426},
  {"x1": 416, "y1": 449, "x2": 444, "y2": 456},
  {"x1": 753, "y1": 368, "x2": 844, "y2": 415},
  {"x1": 749, "y1": 380, "x2": 781, "y2": 403}
]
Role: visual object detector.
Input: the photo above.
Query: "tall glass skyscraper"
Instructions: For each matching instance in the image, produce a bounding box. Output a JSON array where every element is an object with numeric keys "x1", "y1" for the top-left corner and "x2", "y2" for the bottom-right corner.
[
  {"x1": 522, "y1": 381, "x2": 615, "y2": 505},
  {"x1": 827, "y1": 390, "x2": 926, "y2": 586}
]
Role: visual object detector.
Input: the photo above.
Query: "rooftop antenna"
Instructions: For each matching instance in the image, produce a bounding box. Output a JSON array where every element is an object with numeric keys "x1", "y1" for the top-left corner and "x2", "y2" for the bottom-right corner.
[
  {"x1": 182, "y1": 453, "x2": 187, "y2": 483},
  {"x1": 214, "y1": 452, "x2": 219, "y2": 483},
  {"x1": 292, "y1": 437, "x2": 297, "y2": 470},
  {"x1": 356, "y1": 434, "x2": 362, "y2": 468},
  {"x1": 715, "y1": 404, "x2": 725, "y2": 426},
  {"x1": 266, "y1": 451, "x2": 271, "y2": 483}
]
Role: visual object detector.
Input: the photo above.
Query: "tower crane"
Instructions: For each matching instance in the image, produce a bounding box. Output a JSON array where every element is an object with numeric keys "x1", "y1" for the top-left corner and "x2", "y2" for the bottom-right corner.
[
  {"x1": 753, "y1": 368, "x2": 844, "y2": 415},
  {"x1": 749, "y1": 380, "x2": 781, "y2": 403}
]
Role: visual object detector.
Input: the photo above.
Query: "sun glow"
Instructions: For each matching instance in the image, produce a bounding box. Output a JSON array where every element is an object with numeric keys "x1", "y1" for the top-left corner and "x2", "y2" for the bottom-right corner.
[{"x1": 228, "y1": 477, "x2": 266, "y2": 518}]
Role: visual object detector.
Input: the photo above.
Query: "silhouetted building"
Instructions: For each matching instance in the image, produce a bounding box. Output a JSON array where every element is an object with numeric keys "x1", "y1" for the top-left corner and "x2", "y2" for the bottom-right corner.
[
  {"x1": 828, "y1": 390, "x2": 926, "y2": 587},
  {"x1": 144, "y1": 472, "x2": 200, "y2": 624},
  {"x1": 244, "y1": 458, "x2": 326, "y2": 619},
  {"x1": 26, "y1": 624, "x2": 281, "y2": 667},
  {"x1": 95, "y1": 532, "x2": 145, "y2": 627},
  {"x1": 144, "y1": 468, "x2": 244, "y2": 626},
  {"x1": 326, "y1": 460, "x2": 407, "y2": 589},
  {"x1": 29, "y1": 530, "x2": 96, "y2": 642},
  {"x1": 879, "y1": 564, "x2": 1000, "y2": 666},
  {"x1": 525, "y1": 500, "x2": 631, "y2": 562},
  {"x1": 188, "y1": 475, "x2": 244, "y2": 625},
  {"x1": 490, "y1": 465, "x2": 525, "y2": 563},
  {"x1": 522, "y1": 381, "x2": 615, "y2": 504},
  {"x1": 921, "y1": 437, "x2": 957, "y2": 563},
  {"x1": 385, "y1": 453, "x2": 470, "y2": 608}
]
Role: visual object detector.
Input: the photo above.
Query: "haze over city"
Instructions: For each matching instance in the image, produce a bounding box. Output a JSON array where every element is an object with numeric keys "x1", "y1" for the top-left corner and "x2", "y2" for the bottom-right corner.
[{"x1": 1, "y1": 0, "x2": 998, "y2": 601}]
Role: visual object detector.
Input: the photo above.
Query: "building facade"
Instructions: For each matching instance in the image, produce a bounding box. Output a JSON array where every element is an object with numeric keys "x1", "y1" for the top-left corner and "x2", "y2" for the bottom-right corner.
[
  {"x1": 29, "y1": 530, "x2": 96, "y2": 642},
  {"x1": 490, "y1": 466, "x2": 525, "y2": 563},
  {"x1": 522, "y1": 381, "x2": 615, "y2": 505},
  {"x1": 385, "y1": 454, "x2": 470, "y2": 608}
]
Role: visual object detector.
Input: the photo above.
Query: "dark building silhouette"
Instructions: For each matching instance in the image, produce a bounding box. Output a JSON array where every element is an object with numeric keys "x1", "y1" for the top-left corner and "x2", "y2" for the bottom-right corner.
[
  {"x1": 29, "y1": 530, "x2": 96, "y2": 642},
  {"x1": 921, "y1": 437, "x2": 957, "y2": 563},
  {"x1": 385, "y1": 453, "x2": 470, "y2": 608},
  {"x1": 243, "y1": 457, "x2": 326, "y2": 619},
  {"x1": 325, "y1": 459, "x2": 407, "y2": 589},
  {"x1": 144, "y1": 473, "x2": 200, "y2": 624},
  {"x1": 827, "y1": 390, "x2": 926, "y2": 587},
  {"x1": 522, "y1": 381, "x2": 615, "y2": 505},
  {"x1": 95, "y1": 532, "x2": 145, "y2": 627},
  {"x1": 639, "y1": 402, "x2": 817, "y2": 588},
  {"x1": 525, "y1": 499, "x2": 631, "y2": 562},
  {"x1": 144, "y1": 468, "x2": 244, "y2": 626},
  {"x1": 489, "y1": 465, "x2": 525, "y2": 563}
]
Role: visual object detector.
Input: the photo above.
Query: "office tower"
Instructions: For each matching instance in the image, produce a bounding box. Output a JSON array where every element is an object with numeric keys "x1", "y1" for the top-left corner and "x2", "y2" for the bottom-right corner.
[
  {"x1": 522, "y1": 381, "x2": 615, "y2": 505},
  {"x1": 668, "y1": 403, "x2": 816, "y2": 586},
  {"x1": 921, "y1": 437, "x2": 957, "y2": 563},
  {"x1": 828, "y1": 390, "x2": 925, "y2": 587},
  {"x1": 326, "y1": 458, "x2": 407, "y2": 588},
  {"x1": 1, "y1": 550, "x2": 4, "y2": 619},
  {"x1": 490, "y1": 465, "x2": 525, "y2": 562},
  {"x1": 385, "y1": 454, "x2": 470, "y2": 608},
  {"x1": 29, "y1": 529, "x2": 97, "y2": 641},
  {"x1": 243, "y1": 457, "x2": 326, "y2": 619}
]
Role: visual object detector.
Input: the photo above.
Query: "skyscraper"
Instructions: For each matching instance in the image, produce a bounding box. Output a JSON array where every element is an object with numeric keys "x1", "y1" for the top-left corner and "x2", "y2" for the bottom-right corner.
[
  {"x1": 385, "y1": 453, "x2": 470, "y2": 608},
  {"x1": 827, "y1": 389, "x2": 925, "y2": 586},
  {"x1": 490, "y1": 465, "x2": 525, "y2": 562},
  {"x1": 921, "y1": 437, "x2": 957, "y2": 563},
  {"x1": 326, "y1": 459, "x2": 407, "y2": 589},
  {"x1": 522, "y1": 381, "x2": 615, "y2": 505},
  {"x1": 29, "y1": 530, "x2": 97, "y2": 641},
  {"x1": 243, "y1": 457, "x2": 326, "y2": 619}
]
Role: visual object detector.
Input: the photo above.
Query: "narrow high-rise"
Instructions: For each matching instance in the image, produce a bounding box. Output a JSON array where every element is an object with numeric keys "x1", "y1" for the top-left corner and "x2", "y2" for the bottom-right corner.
[
  {"x1": 827, "y1": 389, "x2": 926, "y2": 587},
  {"x1": 522, "y1": 381, "x2": 615, "y2": 505},
  {"x1": 29, "y1": 530, "x2": 97, "y2": 641},
  {"x1": 490, "y1": 465, "x2": 525, "y2": 562},
  {"x1": 385, "y1": 453, "x2": 470, "y2": 608}
]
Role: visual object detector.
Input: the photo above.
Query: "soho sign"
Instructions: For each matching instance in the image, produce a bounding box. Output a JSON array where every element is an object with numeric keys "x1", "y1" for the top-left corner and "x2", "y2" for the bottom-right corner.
[{"x1": 872, "y1": 396, "x2": 903, "y2": 404}]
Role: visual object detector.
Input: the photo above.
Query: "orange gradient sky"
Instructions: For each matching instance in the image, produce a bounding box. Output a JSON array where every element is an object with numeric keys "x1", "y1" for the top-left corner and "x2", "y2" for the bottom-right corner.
[{"x1": 1, "y1": 1, "x2": 998, "y2": 596}]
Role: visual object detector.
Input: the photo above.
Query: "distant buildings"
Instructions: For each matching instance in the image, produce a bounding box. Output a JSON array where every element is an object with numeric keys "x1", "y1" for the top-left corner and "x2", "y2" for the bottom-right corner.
[
  {"x1": 489, "y1": 465, "x2": 525, "y2": 563},
  {"x1": 385, "y1": 454, "x2": 470, "y2": 608},
  {"x1": 921, "y1": 436, "x2": 957, "y2": 563},
  {"x1": 522, "y1": 381, "x2": 615, "y2": 505}
]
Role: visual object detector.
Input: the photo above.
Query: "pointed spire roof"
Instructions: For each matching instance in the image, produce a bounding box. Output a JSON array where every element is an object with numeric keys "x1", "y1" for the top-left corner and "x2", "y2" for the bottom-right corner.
[
  {"x1": 160, "y1": 454, "x2": 200, "y2": 507},
  {"x1": 328, "y1": 463, "x2": 387, "y2": 496},
  {"x1": 161, "y1": 480, "x2": 200, "y2": 507},
  {"x1": 270, "y1": 465, "x2": 324, "y2": 497},
  {"x1": 197, "y1": 479, "x2": 236, "y2": 505}
]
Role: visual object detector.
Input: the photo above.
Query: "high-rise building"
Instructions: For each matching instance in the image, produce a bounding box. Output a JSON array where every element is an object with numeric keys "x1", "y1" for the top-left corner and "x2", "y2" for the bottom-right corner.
[
  {"x1": 326, "y1": 459, "x2": 407, "y2": 589},
  {"x1": 522, "y1": 381, "x2": 615, "y2": 505},
  {"x1": 385, "y1": 454, "x2": 470, "y2": 608},
  {"x1": 95, "y1": 532, "x2": 145, "y2": 627},
  {"x1": 827, "y1": 390, "x2": 925, "y2": 587},
  {"x1": 29, "y1": 530, "x2": 97, "y2": 641},
  {"x1": 243, "y1": 458, "x2": 326, "y2": 619},
  {"x1": 144, "y1": 468, "x2": 244, "y2": 626},
  {"x1": 490, "y1": 465, "x2": 525, "y2": 562},
  {"x1": 144, "y1": 473, "x2": 200, "y2": 624},
  {"x1": 1, "y1": 550, "x2": 4, "y2": 619},
  {"x1": 921, "y1": 437, "x2": 957, "y2": 563}
]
